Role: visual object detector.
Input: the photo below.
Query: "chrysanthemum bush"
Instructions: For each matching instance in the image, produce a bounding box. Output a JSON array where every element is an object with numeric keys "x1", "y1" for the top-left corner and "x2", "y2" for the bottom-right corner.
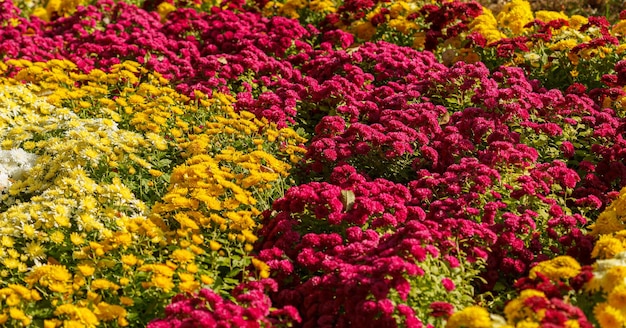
[
  {"x1": 0, "y1": 57, "x2": 305, "y2": 326},
  {"x1": 446, "y1": 186, "x2": 626, "y2": 327},
  {"x1": 464, "y1": 0, "x2": 623, "y2": 92},
  {"x1": 255, "y1": 0, "x2": 484, "y2": 52},
  {"x1": 256, "y1": 164, "x2": 484, "y2": 327},
  {"x1": 249, "y1": 0, "x2": 626, "y2": 101},
  {"x1": 3, "y1": 0, "x2": 626, "y2": 326}
]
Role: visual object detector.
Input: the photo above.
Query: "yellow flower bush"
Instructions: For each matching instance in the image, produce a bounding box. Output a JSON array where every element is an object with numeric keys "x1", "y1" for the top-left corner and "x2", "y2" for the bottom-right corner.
[
  {"x1": 263, "y1": 0, "x2": 336, "y2": 21},
  {"x1": 263, "y1": 0, "x2": 306, "y2": 19},
  {"x1": 259, "y1": 0, "x2": 432, "y2": 48},
  {"x1": 592, "y1": 233, "x2": 626, "y2": 259},
  {"x1": 31, "y1": 0, "x2": 84, "y2": 22},
  {"x1": 156, "y1": 1, "x2": 176, "y2": 21},
  {"x1": 469, "y1": 7, "x2": 505, "y2": 44},
  {"x1": 445, "y1": 305, "x2": 492, "y2": 328},
  {"x1": 465, "y1": 0, "x2": 624, "y2": 90},
  {"x1": 444, "y1": 252, "x2": 593, "y2": 328},
  {"x1": 503, "y1": 289, "x2": 548, "y2": 326},
  {"x1": 0, "y1": 58, "x2": 306, "y2": 325},
  {"x1": 580, "y1": 186, "x2": 626, "y2": 327},
  {"x1": 528, "y1": 255, "x2": 581, "y2": 281},
  {"x1": 0, "y1": 84, "x2": 156, "y2": 326},
  {"x1": 348, "y1": 0, "x2": 423, "y2": 45},
  {"x1": 469, "y1": 0, "x2": 590, "y2": 44},
  {"x1": 495, "y1": 0, "x2": 534, "y2": 35},
  {"x1": 594, "y1": 302, "x2": 626, "y2": 328},
  {"x1": 589, "y1": 186, "x2": 626, "y2": 236}
]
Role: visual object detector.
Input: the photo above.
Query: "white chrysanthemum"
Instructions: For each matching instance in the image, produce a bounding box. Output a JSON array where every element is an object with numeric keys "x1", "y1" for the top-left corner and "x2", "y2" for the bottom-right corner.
[
  {"x1": 9, "y1": 148, "x2": 38, "y2": 165},
  {"x1": 0, "y1": 171, "x2": 10, "y2": 191},
  {"x1": 593, "y1": 252, "x2": 626, "y2": 285},
  {"x1": 0, "y1": 148, "x2": 39, "y2": 180}
]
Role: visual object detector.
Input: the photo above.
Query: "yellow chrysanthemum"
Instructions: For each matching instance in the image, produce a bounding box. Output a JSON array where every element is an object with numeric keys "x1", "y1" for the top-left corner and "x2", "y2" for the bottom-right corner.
[
  {"x1": 49, "y1": 231, "x2": 66, "y2": 244},
  {"x1": 54, "y1": 304, "x2": 99, "y2": 326},
  {"x1": 593, "y1": 235, "x2": 626, "y2": 259},
  {"x1": 209, "y1": 240, "x2": 222, "y2": 251},
  {"x1": 595, "y1": 303, "x2": 625, "y2": 328},
  {"x1": 25, "y1": 265, "x2": 72, "y2": 293},
  {"x1": 152, "y1": 275, "x2": 175, "y2": 292},
  {"x1": 496, "y1": 0, "x2": 534, "y2": 35},
  {"x1": 353, "y1": 22, "x2": 376, "y2": 41},
  {"x1": 565, "y1": 320, "x2": 580, "y2": 328},
  {"x1": 535, "y1": 10, "x2": 568, "y2": 23},
  {"x1": 45, "y1": 0, "x2": 83, "y2": 20},
  {"x1": 590, "y1": 210, "x2": 625, "y2": 236},
  {"x1": 9, "y1": 307, "x2": 31, "y2": 326},
  {"x1": 277, "y1": 0, "x2": 306, "y2": 19},
  {"x1": 90, "y1": 279, "x2": 120, "y2": 291},
  {"x1": 529, "y1": 255, "x2": 581, "y2": 281},
  {"x1": 94, "y1": 302, "x2": 127, "y2": 322},
  {"x1": 171, "y1": 249, "x2": 195, "y2": 263},
  {"x1": 469, "y1": 8, "x2": 505, "y2": 44},
  {"x1": 516, "y1": 321, "x2": 540, "y2": 328},
  {"x1": 157, "y1": 2, "x2": 176, "y2": 21},
  {"x1": 446, "y1": 306, "x2": 492, "y2": 328},
  {"x1": 608, "y1": 283, "x2": 626, "y2": 309},
  {"x1": 603, "y1": 266, "x2": 626, "y2": 293},
  {"x1": 388, "y1": 17, "x2": 417, "y2": 35},
  {"x1": 32, "y1": 7, "x2": 50, "y2": 21},
  {"x1": 549, "y1": 39, "x2": 578, "y2": 52},
  {"x1": 308, "y1": 0, "x2": 336, "y2": 13},
  {"x1": 504, "y1": 289, "x2": 547, "y2": 324},
  {"x1": 76, "y1": 264, "x2": 95, "y2": 277},
  {"x1": 569, "y1": 15, "x2": 588, "y2": 30}
]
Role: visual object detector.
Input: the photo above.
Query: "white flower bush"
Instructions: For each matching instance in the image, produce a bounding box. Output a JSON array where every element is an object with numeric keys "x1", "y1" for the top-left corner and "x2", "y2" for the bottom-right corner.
[{"x1": 0, "y1": 148, "x2": 38, "y2": 192}]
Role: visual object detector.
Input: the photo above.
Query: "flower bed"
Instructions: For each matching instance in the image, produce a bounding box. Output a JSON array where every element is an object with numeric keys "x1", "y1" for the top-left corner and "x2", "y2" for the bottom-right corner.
[{"x1": 1, "y1": 0, "x2": 626, "y2": 327}]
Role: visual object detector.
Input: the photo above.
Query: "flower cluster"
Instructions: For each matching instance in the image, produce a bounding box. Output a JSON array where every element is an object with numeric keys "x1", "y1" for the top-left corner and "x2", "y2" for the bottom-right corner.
[
  {"x1": 256, "y1": 164, "x2": 481, "y2": 327},
  {"x1": 299, "y1": 55, "x2": 616, "y2": 290},
  {"x1": 0, "y1": 0, "x2": 321, "y2": 126},
  {"x1": 447, "y1": 186, "x2": 626, "y2": 327},
  {"x1": 0, "y1": 84, "x2": 156, "y2": 326},
  {"x1": 447, "y1": 255, "x2": 595, "y2": 328},
  {"x1": 0, "y1": 148, "x2": 38, "y2": 193},
  {"x1": 445, "y1": 306, "x2": 492, "y2": 328},
  {"x1": 582, "y1": 186, "x2": 626, "y2": 327},
  {"x1": 257, "y1": 0, "x2": 484, "y2": 53},
  {"x1": 31, "y1": 0, "x2": 84, "y2": 21},
  {"x1": 500, "y1": 288, "x2": 592, "y2": 327},
  {"x1": 466, "y1": 0, "x2": 625, "y2": 94},
  {"x1": 4, "y1": 0, "x2": 626, "y2": 326},
  {"x1": 0, "y1": 54, "x2": 305, "y2": 325},
  {"x1": 147, "y1": 279, "x2": 301, "y2": 327}
]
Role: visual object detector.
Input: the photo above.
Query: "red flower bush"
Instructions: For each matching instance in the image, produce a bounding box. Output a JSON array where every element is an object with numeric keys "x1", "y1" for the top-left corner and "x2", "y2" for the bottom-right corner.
[
  {"x1": 147, "y1": 279, "x2": 301, "y2": 328},
  {"x1": 256, "y1": 164, "x2": 480, "y2": 327}
]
